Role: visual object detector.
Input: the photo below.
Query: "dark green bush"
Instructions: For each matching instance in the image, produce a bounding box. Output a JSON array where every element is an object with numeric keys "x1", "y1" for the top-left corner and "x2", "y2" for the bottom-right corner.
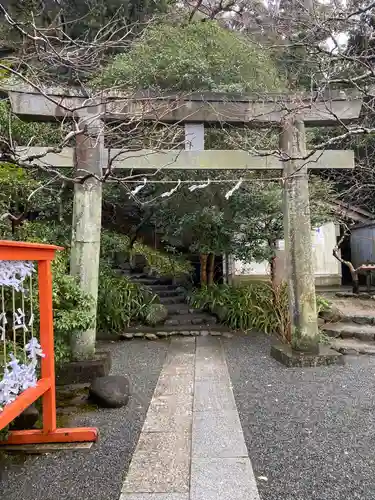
[
  {"x1": 51, "y1": 252, "x2": 95, "y2": 363},
  {"x1": 96, "y1": 263, "x2": 157, "y2": 334},
  {"x1": 189, "y1": 283, "x2": 289, "y2": 336},
  {"x1": 101, "y1": 229, "x2": 192, "y2": 277},
  {"x1": 189, "y1": 283, "x2": 330, "y2": 341}
]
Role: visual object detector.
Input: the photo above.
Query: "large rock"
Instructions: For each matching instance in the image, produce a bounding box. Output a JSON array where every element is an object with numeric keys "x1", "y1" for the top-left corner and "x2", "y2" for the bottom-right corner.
[
  {"x1": 89, "y1": 375, "x2": 130, "y2": 408},
  {"x1": 212, "y1": 305, "x2": 228, "y2": 323},
  {"x1": 319, "y1": 307, "x2": 342, "y2": 323},
  {"x1": 11, "y1": 403, "x2": 39, "y2": 430},
  {"x1": 145, "y1": 304, "x2": 168, "y2": 326}
]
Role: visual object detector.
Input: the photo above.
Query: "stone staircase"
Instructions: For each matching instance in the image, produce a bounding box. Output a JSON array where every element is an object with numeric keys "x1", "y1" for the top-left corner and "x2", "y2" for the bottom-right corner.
[
  {"x1": 117, "y1": 266, "x2": 219, "y2": 333},
  {"x1": 321, "y1": 298, "x2": 375, "y2": 355}
]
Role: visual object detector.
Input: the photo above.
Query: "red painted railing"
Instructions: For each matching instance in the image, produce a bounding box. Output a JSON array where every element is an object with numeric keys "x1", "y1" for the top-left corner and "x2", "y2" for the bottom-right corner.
[{"x1": 0, "y1": 241, "x2": 98, "y2": 444}]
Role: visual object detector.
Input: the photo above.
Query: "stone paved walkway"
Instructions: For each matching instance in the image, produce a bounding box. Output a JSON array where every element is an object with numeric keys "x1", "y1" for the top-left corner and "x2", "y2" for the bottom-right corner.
[
  {"x1": 119, "y1": 336, "x2": 260, "y2": 500},
  {"x1": 4, "y1": 333, "x2": 375, "y2": 500}
]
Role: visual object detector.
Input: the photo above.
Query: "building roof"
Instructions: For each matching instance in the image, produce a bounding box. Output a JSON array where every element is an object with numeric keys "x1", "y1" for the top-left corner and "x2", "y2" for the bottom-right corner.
[{"x1": 330, "y1": 200, "x2": 375, "y2": 224}]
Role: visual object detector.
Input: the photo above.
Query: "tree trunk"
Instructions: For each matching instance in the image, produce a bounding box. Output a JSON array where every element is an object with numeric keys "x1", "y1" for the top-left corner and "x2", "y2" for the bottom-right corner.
[
  {"x1": 268, "y1": 240, "x2": 278, "y2": 290},
  {"x1": 351, "y1": 271, "x2": 359, "y2": 294},
  {"x1": 200, "y1": 253, "x2": 208, "y2": 285},
  {"x1": 333, "y1": 233, "x2": 361, "y2": 295},
  {"x1": 207, "y1": 253, "x2": 215, "y2": 285},
  {"x1": 129, "y1": 210, "x2": 153, "y2": 250},
  {"x1": 270, "y1": 255, "x2": 277, "y2": 289}
]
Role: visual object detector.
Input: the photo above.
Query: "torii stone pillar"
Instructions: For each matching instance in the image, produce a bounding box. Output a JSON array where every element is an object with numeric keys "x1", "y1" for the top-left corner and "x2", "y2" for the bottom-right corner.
[
  {"x1": 70, "y1": 114, "x2": 104, "y2": 360},
  {"x1": 281, "y1": 118, "x2": 319, "y2": 353}
]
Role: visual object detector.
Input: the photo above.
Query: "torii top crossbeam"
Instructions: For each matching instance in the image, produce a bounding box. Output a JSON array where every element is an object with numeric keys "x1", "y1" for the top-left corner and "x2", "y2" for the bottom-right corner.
[{"x1": 5, "y1": 85, "x2": 363, "y2": 126}]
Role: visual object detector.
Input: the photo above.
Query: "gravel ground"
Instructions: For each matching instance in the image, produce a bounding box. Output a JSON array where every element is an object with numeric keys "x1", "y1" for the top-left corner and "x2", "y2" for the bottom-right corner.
[
  {"x1": 0, "y1": 339, "x2": 168, "y2": 500},
  {"x1": 223, "y1": 333, "x2": 375, "y2": 500}
]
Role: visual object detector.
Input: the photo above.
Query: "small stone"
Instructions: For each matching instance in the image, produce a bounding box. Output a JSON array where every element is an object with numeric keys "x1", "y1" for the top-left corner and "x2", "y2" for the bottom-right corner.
[
  {"x1": 134, "y1": 332, "x2": 145, "y2": 338},
  {"x1": 89, "y1": 376, "x2": 130, "y2": 408},
  {"x1": 210, "y1": 331, "x2": 222, "y2": 336},
  {"x1": 222, "y1": 332, "x2": 233, "y2": 339},
  {"x1": 120, "y1": 333, "x2": 134, "y2": 340},
  {"x1": 156, "y1": 331, "x2": 169, "y2": 337},
  {"x1": 181, "y1": 331, "x2": 191, "y2": 336},
  {"x1": 11, "y1": 403, "x2": 39, "y2": 430},
  {"x1": 145, "y1": 333, "x2": 158, "y2": 340},
  {"x1": 200, "y1": 330, "x2": 209, "y2": 336}
]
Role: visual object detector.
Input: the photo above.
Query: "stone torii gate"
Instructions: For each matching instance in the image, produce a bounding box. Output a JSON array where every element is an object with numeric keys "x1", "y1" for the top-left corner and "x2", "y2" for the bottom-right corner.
[{"x1": 7, "y1": 87, "x2": 362, "y2": 364}]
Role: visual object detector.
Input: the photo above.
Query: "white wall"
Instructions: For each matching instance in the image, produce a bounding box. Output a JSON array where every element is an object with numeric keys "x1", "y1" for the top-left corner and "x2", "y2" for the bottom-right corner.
[
  {"x1": 312, "y1": 223, "x2": 341, "y2": 277},
  {"x1": 231, "y1": 222, "x2": 341, "y2": 280}
]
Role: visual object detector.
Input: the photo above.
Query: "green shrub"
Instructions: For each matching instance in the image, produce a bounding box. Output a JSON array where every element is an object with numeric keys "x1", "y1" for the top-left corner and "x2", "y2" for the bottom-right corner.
[
  {"x1": 51, "y1": 252, "x2": 95, "y2": 363},
  {"x1": 18, "y1": 220, "x2": 71, "y2": 248},
  {"x1": 101, "y1": 230, "x2": 192, "y2": 277},
  {"x1": 145, "y1": 303, "x2": 168, "y2": 326},
  {"x1": 97, "y1": 264, "x2": 157, "y2": 334},
  {"x1": 189, "y1": 283, "x2": 329, "y2": 342},
  {"x1": 189, "y1": 282, "x2": 288, "y2": 336},
  {"x1": 316, "y1": 295, "x2": 331, "y2": 315},
  {"x1": 94, "y1": 20, "x2": 283, "y2": 93},
  {"x1": 133, "y1": 241, "x2": 192, "y2": 278}
]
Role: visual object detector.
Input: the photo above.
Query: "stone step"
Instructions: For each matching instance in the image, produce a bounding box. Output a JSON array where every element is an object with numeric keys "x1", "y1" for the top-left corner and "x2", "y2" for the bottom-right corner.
[
  {"x1": 147, "y1": 284, "x2": 180, "y2": 292},
  {"x1": 165, "y1": 314, "x2": 217, "y2": 327},
  {"x1": 321, "y1": 310, "x2": 375, "y2": 326},
  {"x1": 159, "y1": 296, "x2": 186, "y2": 305},
  {"x1": 113, "y1": 270, "x2": 177, "y2": 287},
  {"x1": 113, "y1": 269, "x2": 147, "y2": 278},
  {"x1": 155, "y1": 289, "x2": 184, "y2": 298},
  {"x1": 119, "y1": 324, "x2": 231, "y2": 337},
  {"x1": 330, "y1": 338, "x2": 375, "y2": 356},
  {"x1": 132, "y1": 277, "x2": 173, "y2": 286},
  {"x1": 323, "y1": 322, "x2": 375, "y2": 342},
  {"x1": 166, "y1": 304, "x2": 202, "y2": 315}
]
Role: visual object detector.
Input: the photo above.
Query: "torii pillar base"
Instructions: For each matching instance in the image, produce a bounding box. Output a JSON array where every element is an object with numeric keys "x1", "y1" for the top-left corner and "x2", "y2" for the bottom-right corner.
[{"x1": 270, "y1": 342, "x2": 344, "y2": 367}]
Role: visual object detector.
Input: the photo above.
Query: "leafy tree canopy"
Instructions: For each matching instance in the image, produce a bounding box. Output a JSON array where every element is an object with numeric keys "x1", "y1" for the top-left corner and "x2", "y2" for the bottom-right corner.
[
  {"x1": 95, "y1": 19, "x2": 284, "y2": 93},
  {"x1": 149, "y1": 171, "x2": 335, "y2": 262}
]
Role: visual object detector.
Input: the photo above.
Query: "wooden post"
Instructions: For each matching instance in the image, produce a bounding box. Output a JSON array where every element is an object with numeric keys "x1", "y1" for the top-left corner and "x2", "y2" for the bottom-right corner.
[
  {"x1": 281, "y1": 118, "x2": 319, "y2": 353},
  {"x1": 38, "y1": 259, "x2": 57, "y2": 433},
  {"x1": 70, "y1": 114, "x2": 104, "y2": 360}
]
